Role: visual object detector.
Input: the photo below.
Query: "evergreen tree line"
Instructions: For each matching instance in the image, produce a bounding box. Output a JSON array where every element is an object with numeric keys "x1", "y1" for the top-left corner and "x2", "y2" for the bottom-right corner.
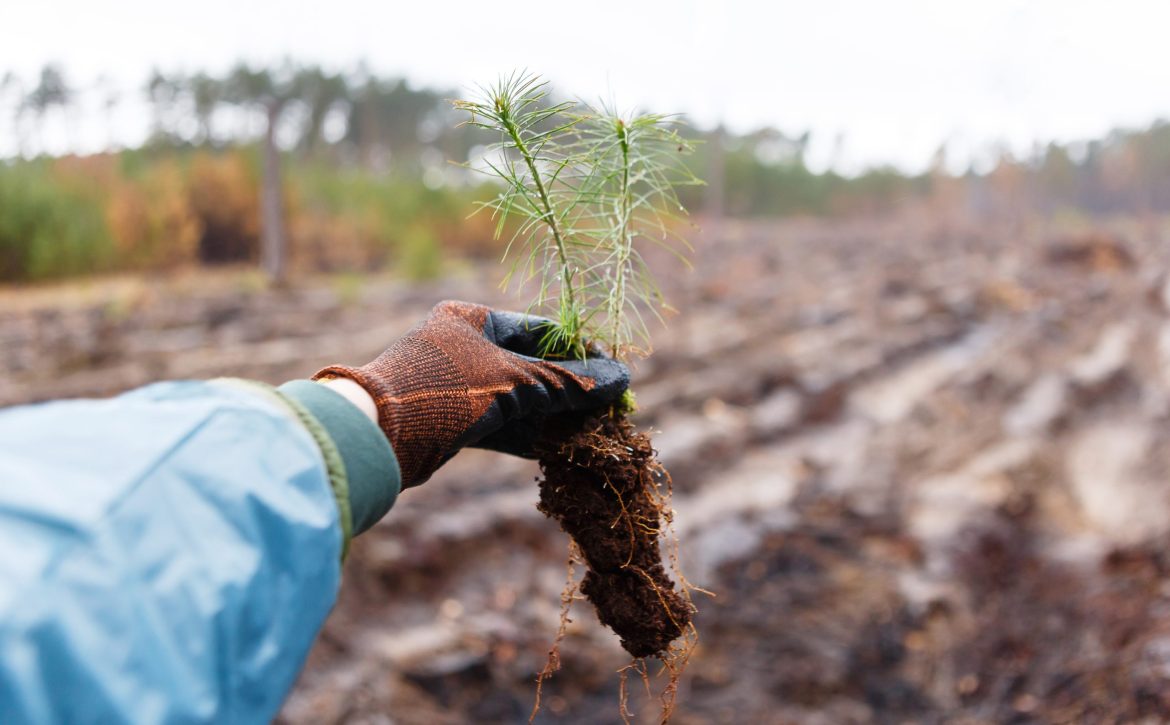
[
  {"x1": 7, "y1": 62, "x2": 1170, "y2": 217},
  {"x1": 3, "y1": 62, "x2": 1170, "y2": 284}
]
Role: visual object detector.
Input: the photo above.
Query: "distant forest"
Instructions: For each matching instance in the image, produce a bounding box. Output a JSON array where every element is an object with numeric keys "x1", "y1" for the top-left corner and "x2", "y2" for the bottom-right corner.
[{"x1": 3, "y1": 62, "x2": 1170, "y2": 283}]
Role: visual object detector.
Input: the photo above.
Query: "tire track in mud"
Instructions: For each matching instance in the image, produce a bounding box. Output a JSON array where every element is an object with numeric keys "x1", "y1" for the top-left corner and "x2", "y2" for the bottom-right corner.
[
  {"x1": 280, "y1": 268, "x2": 1002, "y2": 722},
  {"x1": 283, "y1": 225, "x2": 1170, "y2": 722},
  {"x1": 8, "y1": 218, "x2": 1168, "y2": 722}
]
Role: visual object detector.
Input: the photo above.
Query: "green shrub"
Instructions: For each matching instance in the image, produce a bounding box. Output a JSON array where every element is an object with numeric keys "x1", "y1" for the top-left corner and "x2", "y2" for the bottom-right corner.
[
  {"x1": 0, "y1": 161, "x2": 114, "y2": 282},
  {"x1": 0, "y1": 150, "x2": 498, "y2": 284},
  {"x1": 399, "y1": 224, "x2": 442, "y2": 280}
]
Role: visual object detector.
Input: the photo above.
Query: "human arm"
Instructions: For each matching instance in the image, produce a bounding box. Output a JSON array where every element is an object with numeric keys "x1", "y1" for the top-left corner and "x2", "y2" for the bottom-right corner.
[
  {"x1": 0, "y1": 378, "x2": 399, "y2": 723},
  {"x1": 0, "y1": 300, "x2": 627, "y2": 723}
]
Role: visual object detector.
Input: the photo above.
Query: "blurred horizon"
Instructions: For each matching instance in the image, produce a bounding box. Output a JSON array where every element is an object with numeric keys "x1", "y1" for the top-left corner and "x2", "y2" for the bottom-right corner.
[
  {"x1": 6, "y1": 55, "x2": 1170, "y2": 286},
  {"x1": 7, "y1": 0, "x2": 1170, "y2": 174}
]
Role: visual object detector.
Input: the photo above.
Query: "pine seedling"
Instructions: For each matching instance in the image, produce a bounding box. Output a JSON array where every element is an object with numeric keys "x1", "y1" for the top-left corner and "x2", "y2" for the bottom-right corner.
[
  {"x1": 454, "y1": 71, "x2": 700, "y2": 361},
  {"x1": 455, "y1": 73, "x2": 704, "y2": 722}
]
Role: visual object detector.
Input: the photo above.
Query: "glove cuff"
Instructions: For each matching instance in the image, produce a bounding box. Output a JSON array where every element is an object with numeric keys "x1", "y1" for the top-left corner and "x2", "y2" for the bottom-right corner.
[
  {"x1": 313, "y1": 338, "x2": 473, "y2": 487},
  {"x1": 312, "y1": 363, "x2": 410, "y2": 473},
  {"x1": 312, "y1": 359, "x2": 391, "y2": 411}
]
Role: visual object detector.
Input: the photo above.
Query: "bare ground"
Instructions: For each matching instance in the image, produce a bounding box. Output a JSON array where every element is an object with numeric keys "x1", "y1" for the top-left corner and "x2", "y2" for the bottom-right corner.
[{"x1": 5, "y1": 215, "x2": 1170, "y2": 724}]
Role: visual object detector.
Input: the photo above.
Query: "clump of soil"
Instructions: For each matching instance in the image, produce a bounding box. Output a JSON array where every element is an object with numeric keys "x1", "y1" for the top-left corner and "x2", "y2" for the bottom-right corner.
[{"x1": 535, "y1": 411, "x2": 693, "y2": 658}]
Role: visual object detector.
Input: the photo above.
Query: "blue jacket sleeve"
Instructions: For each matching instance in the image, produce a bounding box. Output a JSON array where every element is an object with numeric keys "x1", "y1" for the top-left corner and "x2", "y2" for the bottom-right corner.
[{"x1": 0, "y1": 381, "x2": 348, "y2": 724}]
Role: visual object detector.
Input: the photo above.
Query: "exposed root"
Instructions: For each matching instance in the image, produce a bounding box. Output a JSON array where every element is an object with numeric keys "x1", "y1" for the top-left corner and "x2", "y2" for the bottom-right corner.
[
  {"x1": 618, "y1": 663, "x2": 633, "y2": 725},
  {"x1": 534, "y1": 410, "x2": 702, "y2": 722},
  {"x1": 529, "y1": 540, "x2": 581, "y2": 724}
]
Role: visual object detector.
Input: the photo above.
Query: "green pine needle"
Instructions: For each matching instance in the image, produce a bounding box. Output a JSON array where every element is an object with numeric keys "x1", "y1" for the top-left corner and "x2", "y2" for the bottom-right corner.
[{"x1": 454, "y1": 71, "x2": 702, "y2": 361}]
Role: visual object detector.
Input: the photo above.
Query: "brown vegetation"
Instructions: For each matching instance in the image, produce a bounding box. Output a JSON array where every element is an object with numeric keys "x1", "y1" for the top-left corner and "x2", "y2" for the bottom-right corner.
[{"x1": 7, "y1": 212, "x2": 1170, "y2": 722}]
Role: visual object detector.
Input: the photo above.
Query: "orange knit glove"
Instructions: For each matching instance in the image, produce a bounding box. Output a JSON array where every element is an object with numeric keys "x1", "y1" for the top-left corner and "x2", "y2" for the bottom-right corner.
[{"x1": 313, "y1": 300, "x2": 629, "y2": 488}]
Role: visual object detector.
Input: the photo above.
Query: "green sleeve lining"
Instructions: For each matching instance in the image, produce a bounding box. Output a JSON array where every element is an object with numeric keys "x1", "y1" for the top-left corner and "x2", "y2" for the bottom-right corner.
[{"x1": 276, "y1": 380, "x2": 401, "y2": 537}]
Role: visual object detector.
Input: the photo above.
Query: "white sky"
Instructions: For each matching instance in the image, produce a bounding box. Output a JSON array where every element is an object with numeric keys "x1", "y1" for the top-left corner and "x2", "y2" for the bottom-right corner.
[{"x1": 3, "y1": 0, "x2": 1170, "y2": 173}]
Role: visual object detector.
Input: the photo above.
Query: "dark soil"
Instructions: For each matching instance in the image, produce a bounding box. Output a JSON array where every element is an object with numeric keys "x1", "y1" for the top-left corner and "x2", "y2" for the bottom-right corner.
[
  {"x1": 535, "y1": 411, "x2": 693, "y2": 659},
  {"x1": 19, "y1": 217, "x2": 1170, "y2": 722}
]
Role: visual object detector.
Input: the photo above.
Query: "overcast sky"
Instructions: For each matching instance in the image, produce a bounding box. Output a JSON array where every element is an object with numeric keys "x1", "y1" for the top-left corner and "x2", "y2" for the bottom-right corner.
[{"x1": 3, "y1": 0, "x2": 1170, "y2": 173}]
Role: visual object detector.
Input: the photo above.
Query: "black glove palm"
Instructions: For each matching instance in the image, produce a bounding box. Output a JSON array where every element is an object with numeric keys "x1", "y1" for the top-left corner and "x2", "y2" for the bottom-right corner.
[{"x1": 314, "y1": 301, "x2": 628, "y2": 487}]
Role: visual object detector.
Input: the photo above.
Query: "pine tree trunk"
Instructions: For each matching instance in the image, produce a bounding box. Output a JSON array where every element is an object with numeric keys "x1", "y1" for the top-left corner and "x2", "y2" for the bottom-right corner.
[{"x1": 261, "y1": 100, "x2": 287, "y2": 286}]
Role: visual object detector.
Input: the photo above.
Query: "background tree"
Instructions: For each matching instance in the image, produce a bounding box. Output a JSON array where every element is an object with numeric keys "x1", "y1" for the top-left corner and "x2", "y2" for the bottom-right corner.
[
  {"x1": 0, "y1": 72, "x2": 23, "y2": 157},
  {"x1": 223, "y1": 62, "x2": 299, "y2": 285},
  {"x1": 95, "y1": 74, "x2": 121, "y2": 151},
  {"x1": 27, "y1": 65, "x2": 72, "y2": 155},
  {"x1": 146, "y1": 69, "x2": 182, "y2": 144},
  {"x1": 291, "y1": 67, "x2": 348, "y2": 156},
  {"x1": 346, "y1": 75, "x2": 442, "y2": 172},
  {"x1": 188, "y1": 72, "x2": 221, "y2": 146}
]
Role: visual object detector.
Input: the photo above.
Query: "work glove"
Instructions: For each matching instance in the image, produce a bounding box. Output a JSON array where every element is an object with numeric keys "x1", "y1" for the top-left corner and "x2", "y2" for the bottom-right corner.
[{"x1": 313, "y1": 300, "x2": 629, "y2": 488}]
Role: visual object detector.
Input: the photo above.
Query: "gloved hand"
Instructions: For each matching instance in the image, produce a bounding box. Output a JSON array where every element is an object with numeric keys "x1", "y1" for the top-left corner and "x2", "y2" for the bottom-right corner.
[{"x1": 313, "y1": 300, "x2": 629, "y2": 488}]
